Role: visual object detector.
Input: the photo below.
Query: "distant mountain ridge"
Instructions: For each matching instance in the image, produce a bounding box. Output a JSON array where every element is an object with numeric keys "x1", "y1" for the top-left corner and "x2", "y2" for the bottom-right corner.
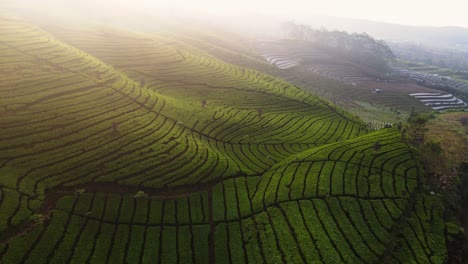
[{"x1": 298, "y1": 15, "x2": 468, "y2": 49}]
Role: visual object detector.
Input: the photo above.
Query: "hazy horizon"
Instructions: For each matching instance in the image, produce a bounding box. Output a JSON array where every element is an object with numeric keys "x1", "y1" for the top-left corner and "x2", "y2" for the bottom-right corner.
[{"x1": 2, "y1": 0, "x2": 468, "y2": 29}]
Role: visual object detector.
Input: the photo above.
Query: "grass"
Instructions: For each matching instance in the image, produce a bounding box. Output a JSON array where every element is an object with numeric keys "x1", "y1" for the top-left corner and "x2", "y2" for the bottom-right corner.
[{"x1": 347, "y1": 100, "x2": 409, "y2": 126}]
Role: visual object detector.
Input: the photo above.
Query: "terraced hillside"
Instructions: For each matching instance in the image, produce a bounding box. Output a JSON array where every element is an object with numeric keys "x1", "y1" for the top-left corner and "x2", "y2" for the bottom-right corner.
[
  {"x1": 396, "y1": 61, "x2": 468, "y2": 94},
  {"x1": 0, "y1": 15, "x2": 447, "y2": 263},
  {"x1": 258, "y1": 41, "x2": 374, "y2": 83},
  {"x1": 410, "y1": 93, "x2": 467, "y2": 110},
  {"x1": 255, "y1": 40, "x2": 450, "y2": 126}
]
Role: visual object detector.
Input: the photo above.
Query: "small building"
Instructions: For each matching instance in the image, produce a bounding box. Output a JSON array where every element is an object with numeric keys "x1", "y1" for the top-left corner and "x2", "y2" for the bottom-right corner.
[{"x1": 372, "y1": 88, "x2": 383, "y2": 94}]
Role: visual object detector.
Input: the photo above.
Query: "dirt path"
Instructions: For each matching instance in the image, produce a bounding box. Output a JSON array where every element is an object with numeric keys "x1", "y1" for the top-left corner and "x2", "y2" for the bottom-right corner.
[
  {"x1": 0, "y1": 191, "x2": 62, "y2": 244},
  {"x1": 0, "y1": 181, "x2": 217, "y2": 245}
]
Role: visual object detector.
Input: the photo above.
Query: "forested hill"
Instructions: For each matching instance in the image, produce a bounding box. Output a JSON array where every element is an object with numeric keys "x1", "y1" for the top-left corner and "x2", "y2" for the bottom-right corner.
[{"x1": 281, "y1": 21, "x2": 395, "y2": 73}]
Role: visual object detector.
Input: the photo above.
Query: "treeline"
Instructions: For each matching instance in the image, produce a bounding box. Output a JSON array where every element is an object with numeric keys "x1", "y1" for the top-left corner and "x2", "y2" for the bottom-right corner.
[
  {"x1": 401, "y1": 112, "x2": 468, "y2": 262},
  {"x1": 281, "y1": 21, "x2": 395, "y2": 73}
]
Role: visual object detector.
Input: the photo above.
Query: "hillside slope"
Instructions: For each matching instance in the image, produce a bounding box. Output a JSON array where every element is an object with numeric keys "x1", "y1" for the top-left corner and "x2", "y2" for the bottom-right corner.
[{"x1": 0, "y1": 16, "x2": 447, "y2": 263}]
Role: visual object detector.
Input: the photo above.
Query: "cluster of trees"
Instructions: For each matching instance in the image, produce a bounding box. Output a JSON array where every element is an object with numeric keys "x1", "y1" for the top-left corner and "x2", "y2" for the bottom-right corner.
[
  {"x1": 402, "y1": 110, "x2": 429, "y2": 147},
  {"x1": 400, "y1": 112, "x2": 466, "y2": 261},
  {"x1": 281, "y1": 21, "x2": 395, "y2": 73},
  {"x1": 401, "y1": 113, "x2": 468, "y2": 262},
  {"x1": 399, "y1": 110, "x2": 444, "y2": 177}
]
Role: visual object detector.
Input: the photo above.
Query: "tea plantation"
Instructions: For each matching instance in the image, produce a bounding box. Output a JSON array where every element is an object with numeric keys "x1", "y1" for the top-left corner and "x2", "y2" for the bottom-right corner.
[{"x1": 0, "y1": 15, "x2": 447, "y2": 263}]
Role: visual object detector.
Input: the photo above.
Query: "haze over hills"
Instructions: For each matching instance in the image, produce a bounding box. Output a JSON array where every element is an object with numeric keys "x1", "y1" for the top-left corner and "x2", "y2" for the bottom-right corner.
[
  {"x1": 297, "y1": 15, "x2": 468, "y2": 49},
  {"x1": 5, "y1": 0, "x2": 468, "y2": 49}
]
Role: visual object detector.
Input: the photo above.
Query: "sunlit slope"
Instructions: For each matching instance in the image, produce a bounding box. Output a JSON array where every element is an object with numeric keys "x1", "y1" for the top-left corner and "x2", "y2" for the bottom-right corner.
[
  {"x1": 0, "y1": 129, "x2": 446, "y2": 263},
  {"x1": 0, "y1": 15, "x2": 370, "y2": 238},
  {"x1": 252, "y1": 129, "x2": 418, "y2": 207},
  {"x1": 42, "y1": 25, "x2": 366, "y2": 143}
]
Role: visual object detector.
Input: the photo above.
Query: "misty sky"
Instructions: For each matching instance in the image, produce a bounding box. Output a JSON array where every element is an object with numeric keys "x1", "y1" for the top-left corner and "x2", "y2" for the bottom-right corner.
[
  {"x1": 2, "y1": 0, "x2": 468, "y2": 28},
  {"x1": 116, "y1": 0, "x2": 468, "y2": 28}
]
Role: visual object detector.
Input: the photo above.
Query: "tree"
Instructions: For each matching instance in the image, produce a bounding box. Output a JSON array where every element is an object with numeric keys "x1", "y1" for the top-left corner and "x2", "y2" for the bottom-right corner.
[
  {"x1": 419, "y1": 140, "x2": 444, "y2": 175},
  {"x1": 373, "y1": 141, "x2": 382, "y2": 151},
  {"x1": 404, "y1": 113, "x2": 428, "y2": 147}
]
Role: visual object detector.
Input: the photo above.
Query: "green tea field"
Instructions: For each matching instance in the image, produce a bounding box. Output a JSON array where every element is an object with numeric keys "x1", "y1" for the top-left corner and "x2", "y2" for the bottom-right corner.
[{"x1": 0, "y1": 14, "x2": 448, "y2": 263}]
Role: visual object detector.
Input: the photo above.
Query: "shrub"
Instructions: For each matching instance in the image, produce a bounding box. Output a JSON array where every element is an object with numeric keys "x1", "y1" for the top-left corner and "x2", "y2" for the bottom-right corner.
[
  {"x1": 75, "y1": 188, "x2": 85, "y2": 194},
  {"x1": 29, "y1": 214, "x2": 44, "y2": 224},
  {"x1": 134, "y1": 190, "x2": 149, "y2": 199}
]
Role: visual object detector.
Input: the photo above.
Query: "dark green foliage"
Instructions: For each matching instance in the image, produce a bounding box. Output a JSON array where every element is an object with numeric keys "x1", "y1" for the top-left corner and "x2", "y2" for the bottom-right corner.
[
  {"x1": 125, "y1": 225, "x2": 145, "y2": 263},
  {"x1": 419, "y1": 140, "x2": 444, "y2": 175},
  {"x1": 89, "y1": 223, "x2": 113, "y2": 264},
  {"x1": 403, "y1": 112, "x2": 429, "y2": 146},
  {"x1": 141, "y1": 227, "x2": 161, "y2": 263},
  {"x1": 0, "y1": 226, "x2": 44, "y2": 264},
  {"x1": 386, "y1": 194, "x2": 447, "y2": 263}
]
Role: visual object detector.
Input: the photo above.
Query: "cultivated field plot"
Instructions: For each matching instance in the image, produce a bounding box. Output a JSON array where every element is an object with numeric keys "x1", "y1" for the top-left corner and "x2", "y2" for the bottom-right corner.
[
  {"x1": 0, "y1": 16, "x2": 447, "y2": 263},
  {"x1": 398, "y1": 62, "x2": 468, "y2": 94},
  {"x1": 256, "y1": 41, "x2": 438, "y2": 122},
  {"x1": 410, "y1": 93, "x2": 467, "y2": 111},
  {"x1": 257, "y1": 41, "x2": 373, "y2": 83}
]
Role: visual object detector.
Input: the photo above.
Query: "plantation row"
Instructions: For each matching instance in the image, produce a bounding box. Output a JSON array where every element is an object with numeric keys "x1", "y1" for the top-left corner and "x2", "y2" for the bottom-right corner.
[
  {"x1": 307, "y1": 64, "x2": 372, "y2": 83},
  {"x1": 252, "y1": 129, "x2": 418, "y2": 208},
  {"x1": 1, "y1": 129, "x2": 444, "y2": 263},
  {"x1": 364, "y1": 120, "x2": 394, "y2": 130},
  {"x1": 342, "y1": 88, "x2": 430, "y2": 113},
  {"x1": 0, "y1": 194, "x2": 407, "y2": 264},
  {"x1": 0, "y1": 192, "x2": 212, "y2": 264},
  {"x1": 381, "y1": 194, "x2": 447, "y2": 263},
  {"x1": 262, "y1": 54, "x2": 299, "y2": 69},
  {"x1": 46, "y1": 27, "x2": 338, "y2": 108},
  {"x1": 0, "y1": 194, "x2": 445, "y2": 263},
  {"x1": 0, "y1": 188, "x2": 40, "y2": 234},
  {"x1": 41, "y1": 26, "x2": 374, "y2": 140}
]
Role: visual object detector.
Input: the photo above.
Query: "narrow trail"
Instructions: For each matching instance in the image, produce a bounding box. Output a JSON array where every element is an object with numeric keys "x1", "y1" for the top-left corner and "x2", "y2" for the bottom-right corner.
[
  {"x1": 0, "y1": 181, "x2": 217, "y2": 245},
  {"x1": 0, "y1": 171, "x2": 258, "y2": 246},
  {"x1": 0, "y1": 191, "x2": 61, "y2": 245}
]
